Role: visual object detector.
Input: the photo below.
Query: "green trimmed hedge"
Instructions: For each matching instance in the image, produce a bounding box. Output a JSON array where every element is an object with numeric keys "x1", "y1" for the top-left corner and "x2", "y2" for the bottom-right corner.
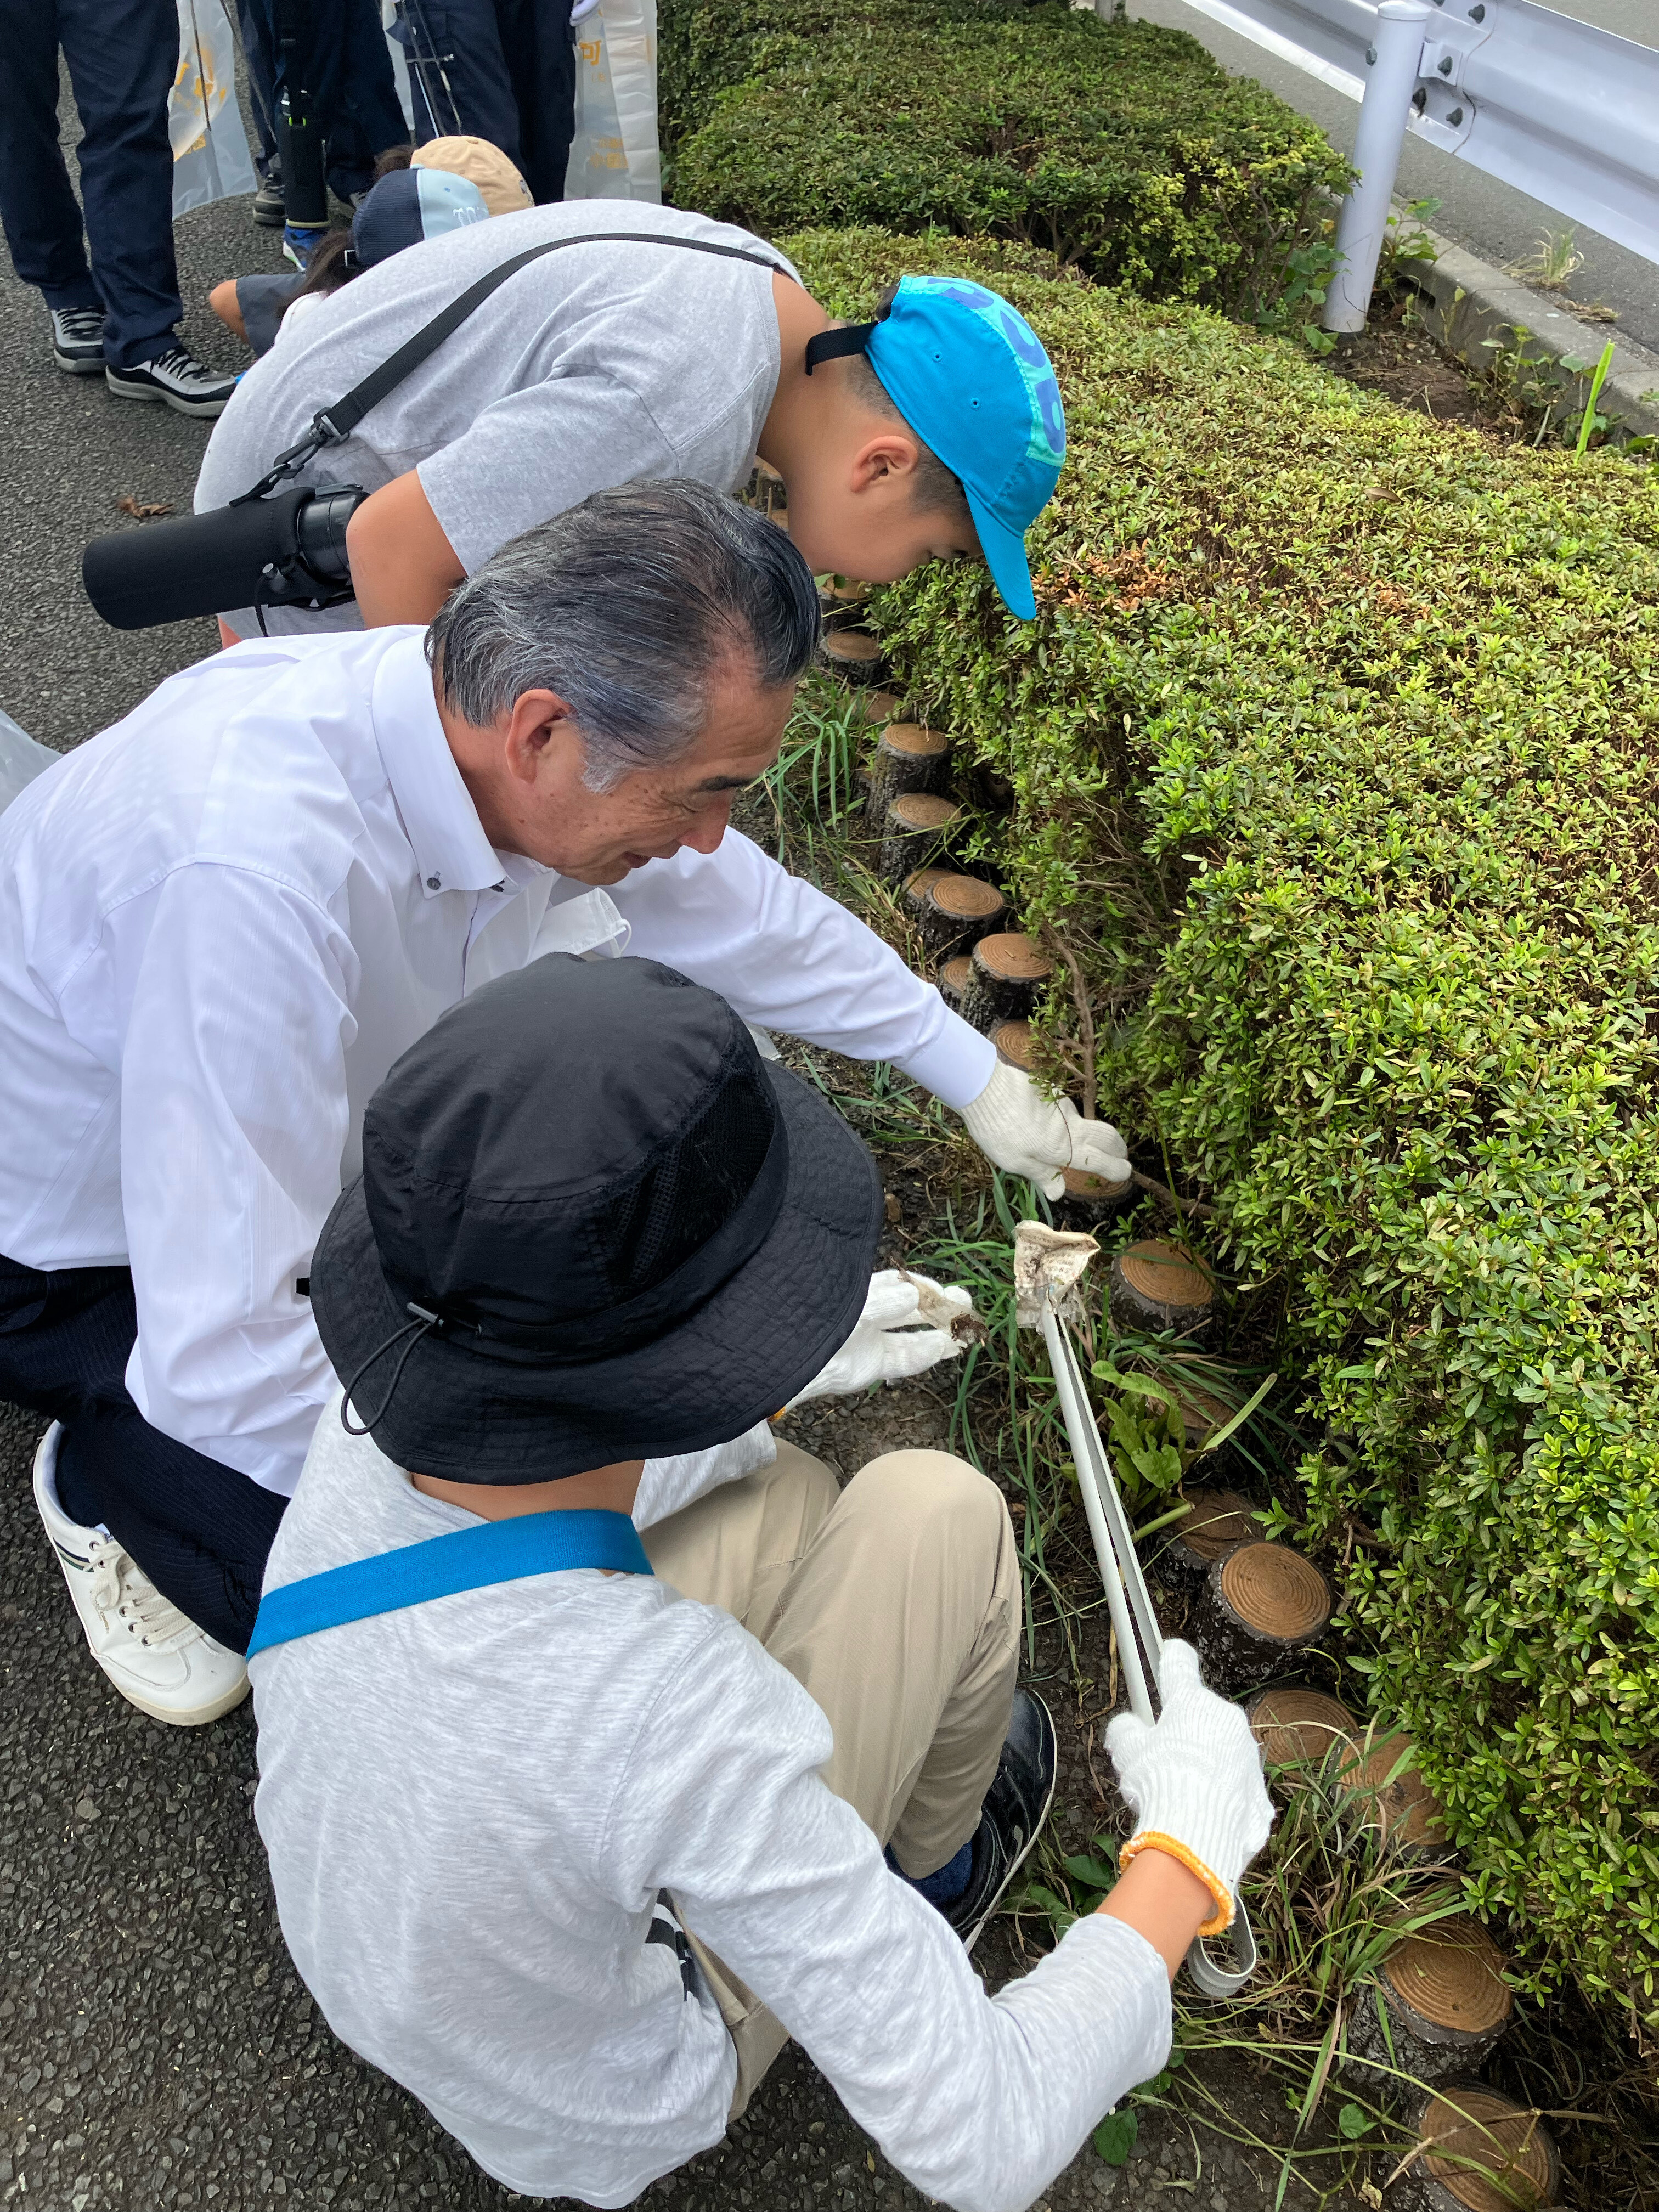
[
  {"x1": 665, "y1": 3, "x2": 1349, "y2": 312},
  {"x1": 784, "y1": 224, "x2": 1659, "y2": 2030},
  {"x1": 661, "y1": 0, "x2": 1006, "y2": 151}
]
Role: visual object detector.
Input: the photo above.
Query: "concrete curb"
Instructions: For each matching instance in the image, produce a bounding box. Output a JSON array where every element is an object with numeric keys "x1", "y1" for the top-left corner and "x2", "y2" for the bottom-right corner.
[{"x1": 1396, "y1": 225, "x2": 1659, "y2": 445}]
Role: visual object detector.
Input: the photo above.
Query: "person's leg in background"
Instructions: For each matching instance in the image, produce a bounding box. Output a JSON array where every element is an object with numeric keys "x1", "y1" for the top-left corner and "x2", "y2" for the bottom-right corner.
[
  {"x1": 490, "y1": 0, "x2": 575, "y2": 204},
  {"x1": 641, "y1": 1441, "x2": 1025, "y2": 2111},
  {"x1": 236, "y1": 0, "x2": 288, "y2": 224},
  {"x1": 391, "y1": 0, "x2": 522, "y2": 165},
  {"x1": 52, "y1": 0, "x2": 181, "y2": 370},
  {"x1": 41, "y1": 0, "x2": 239, "y2": 411},
  {"x1": 330, "y1": 0, "x2": 412, "y2": 203},
  {"x1": 0, "y1": 0, "x2": 112, "y2": 372},
  {"x1": 0, "y1": 1254, "x2": 278, "y2": 1722}
]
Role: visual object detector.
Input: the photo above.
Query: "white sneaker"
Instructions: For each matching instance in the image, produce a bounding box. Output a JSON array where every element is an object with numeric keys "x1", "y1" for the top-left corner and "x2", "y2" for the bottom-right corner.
[{"x1": 32, "y1": 1424, "x2": 250, "y2": 1726}]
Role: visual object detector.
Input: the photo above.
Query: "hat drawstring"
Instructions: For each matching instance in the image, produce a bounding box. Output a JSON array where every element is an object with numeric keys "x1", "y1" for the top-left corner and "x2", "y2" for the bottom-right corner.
[{"x1": 340, "y1": 1302, "x2": 467, "y2": 1437}]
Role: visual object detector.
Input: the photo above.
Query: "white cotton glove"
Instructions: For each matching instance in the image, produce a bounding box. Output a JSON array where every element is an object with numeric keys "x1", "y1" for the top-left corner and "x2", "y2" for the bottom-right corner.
[
  {"x1": 786, "y1": 1269, "x2": 977, "y2": 1408},
  {"x1": 956, "y1": 1059, "x2": 1131, "y2": 1201},
  {"x1": 1105, "y1": 1640, "x2": 1274, "y2": 1937}
]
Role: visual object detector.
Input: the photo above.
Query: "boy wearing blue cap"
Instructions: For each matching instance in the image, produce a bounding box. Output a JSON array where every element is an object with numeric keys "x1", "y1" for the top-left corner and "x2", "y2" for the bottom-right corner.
[{"x1": 196, "y1": 204, "x2": 1064, "y2": 636}]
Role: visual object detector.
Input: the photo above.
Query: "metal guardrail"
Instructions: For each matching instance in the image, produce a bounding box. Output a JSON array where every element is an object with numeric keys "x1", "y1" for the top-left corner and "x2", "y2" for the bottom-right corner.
[{"x1": 1152, "y1": 0, "x2": 1659, "y2": 326}]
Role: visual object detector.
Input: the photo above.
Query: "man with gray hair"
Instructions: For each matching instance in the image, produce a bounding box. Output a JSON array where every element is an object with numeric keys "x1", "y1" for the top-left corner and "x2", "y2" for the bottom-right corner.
[{"x1": 0, "y1": 481, "x2": 1129, "y2": 1725}]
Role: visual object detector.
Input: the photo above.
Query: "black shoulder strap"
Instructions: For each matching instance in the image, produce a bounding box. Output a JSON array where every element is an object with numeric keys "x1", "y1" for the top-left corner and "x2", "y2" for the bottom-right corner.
[{"x1": 234, "y1": 232, "x2": 793, "y2": 506}]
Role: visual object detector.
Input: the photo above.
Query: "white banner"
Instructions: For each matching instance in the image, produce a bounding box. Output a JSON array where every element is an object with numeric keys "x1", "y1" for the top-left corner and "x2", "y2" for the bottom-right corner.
[
  {"x1": 170, "y1": 0, "x2": 258, "y2": 217},
  {"x1": 566, "y1": 0, "x2": 662, "y2": 204}
]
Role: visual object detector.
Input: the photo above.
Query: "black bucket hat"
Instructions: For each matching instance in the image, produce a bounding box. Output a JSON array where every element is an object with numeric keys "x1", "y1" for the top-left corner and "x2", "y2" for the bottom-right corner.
[{"x1": 309, "y1": 955, "x2": 883, "y2": 1482}]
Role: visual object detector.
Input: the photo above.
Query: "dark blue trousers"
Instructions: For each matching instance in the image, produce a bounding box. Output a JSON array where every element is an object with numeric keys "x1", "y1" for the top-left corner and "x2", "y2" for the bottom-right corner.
[
  {"x1": 0, "y1": 0, "x2": 183, "y2": 367},
  {"x1": 0, "y1": 1252, "x2": 287, "y2": 1655},
  {"x1": 392, "y1": 0, "x2": 575, "y2": 204},
  {"x1": 239, "y1": 0, "x2": 410, "y2": 205}
]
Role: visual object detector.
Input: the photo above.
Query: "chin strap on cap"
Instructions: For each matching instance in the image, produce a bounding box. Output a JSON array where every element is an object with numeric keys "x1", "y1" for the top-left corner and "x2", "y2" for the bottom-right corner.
[
  {"x1": 804, "y1": 321, "x2": 877, "y2": 376},
  {"x1": 340, "y1": 1301, "x2": 476, "y2": 1437}
]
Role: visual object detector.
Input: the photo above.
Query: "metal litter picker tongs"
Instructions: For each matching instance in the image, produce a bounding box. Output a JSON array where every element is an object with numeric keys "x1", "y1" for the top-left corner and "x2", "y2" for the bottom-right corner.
[{"x1": 1014, "y1": 1221, "x2": 1257, "y2": 1997}]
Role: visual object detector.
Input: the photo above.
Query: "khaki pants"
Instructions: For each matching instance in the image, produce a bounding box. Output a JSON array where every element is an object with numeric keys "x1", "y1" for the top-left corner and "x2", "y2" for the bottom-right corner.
[{"x1": 640, "y1": 1441, "x2": 1022, "y2": 2116}]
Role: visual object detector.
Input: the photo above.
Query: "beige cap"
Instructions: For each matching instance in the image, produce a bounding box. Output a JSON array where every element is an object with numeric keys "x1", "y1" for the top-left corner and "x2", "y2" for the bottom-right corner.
[{"x1": 411, "y1": 137, "x2": 533, "y2": 219}]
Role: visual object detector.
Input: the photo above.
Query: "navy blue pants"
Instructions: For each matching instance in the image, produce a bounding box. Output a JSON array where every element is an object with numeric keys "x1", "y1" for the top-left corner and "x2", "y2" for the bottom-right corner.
[
  {"x1": 0, "y1": 1252, "x2": 286, "y2": 1655},
  {"x1": 0, "y1": 0, "x2": 182, "y2": 368},
  {"x1": 239, "y1": 0, "x2": 411, "y2": 206},
  {"x1": 392, "y1": 0, "x2": 575, "y2": 204}
]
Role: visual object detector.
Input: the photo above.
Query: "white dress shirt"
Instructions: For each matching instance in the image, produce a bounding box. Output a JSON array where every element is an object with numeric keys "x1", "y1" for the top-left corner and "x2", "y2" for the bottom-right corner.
[{"x1": 0, "y1": 629, "x2": 994, "y2": 1497}]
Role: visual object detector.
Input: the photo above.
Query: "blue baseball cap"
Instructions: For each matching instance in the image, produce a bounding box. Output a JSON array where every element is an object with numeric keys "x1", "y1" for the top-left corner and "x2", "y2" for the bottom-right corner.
[
  {"x1": 807, "y1": 275, "x2": 1065, "y2": 619},
  {"x1": 351, "y1": 166, "x2": 490, "y2": 269}
]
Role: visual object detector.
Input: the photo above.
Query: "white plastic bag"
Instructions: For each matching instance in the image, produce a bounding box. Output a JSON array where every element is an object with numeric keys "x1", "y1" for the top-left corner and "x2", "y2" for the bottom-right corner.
[
  {"x1": 565, "y1": 0, "x2": 661, "y2": 204},
  {"x1": 170, "y1": 0, "x2": 258, "y2": 217}
]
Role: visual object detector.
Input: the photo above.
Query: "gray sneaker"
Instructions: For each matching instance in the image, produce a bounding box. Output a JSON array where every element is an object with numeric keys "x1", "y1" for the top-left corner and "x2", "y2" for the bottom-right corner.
[
  {"x1": 51, "y1": 305, "x2": 108, "y2": 374},
  {"x1": 105, "y1": 344, "x2": 238, "y2": 418}
]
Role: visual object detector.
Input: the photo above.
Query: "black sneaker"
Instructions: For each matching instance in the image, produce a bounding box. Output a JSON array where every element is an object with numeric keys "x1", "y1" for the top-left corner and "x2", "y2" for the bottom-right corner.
[
  {"x1": 50, "y1": 306, "x2": 107, "y2": 374},
  {"x1": 942, "y1": 1686, "x2": 1057, "y2": 1951},
  {"x1": 253, "y1": 173, "x2": 285, "y2": 227},
  {"x1": 105, "y1": 346, "x2": 238, "y2": 419}
]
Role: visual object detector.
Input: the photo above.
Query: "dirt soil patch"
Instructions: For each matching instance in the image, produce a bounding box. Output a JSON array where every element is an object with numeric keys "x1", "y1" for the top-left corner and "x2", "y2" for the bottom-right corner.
[{"x1": 1323, "y1": 294, "x2": 1536, "y2": 442}]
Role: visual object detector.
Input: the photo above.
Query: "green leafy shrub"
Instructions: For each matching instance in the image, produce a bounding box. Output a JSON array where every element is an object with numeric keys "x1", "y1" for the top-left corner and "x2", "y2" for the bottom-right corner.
[
  {"x1": 666, "y1": 3, "x2": 1349, "y2": 312},
  {"x1": 660, "y1": 0, "x2": 1006, "y2": 151},
  {"x1": 783, "y1": 224, "x2": 1659, "y2": 2030}
]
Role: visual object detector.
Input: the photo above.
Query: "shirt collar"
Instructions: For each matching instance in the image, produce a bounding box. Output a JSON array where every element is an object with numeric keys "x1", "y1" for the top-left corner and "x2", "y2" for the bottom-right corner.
[{"x1": 369, "y1": 630, "x2": 513, "y2": 899}]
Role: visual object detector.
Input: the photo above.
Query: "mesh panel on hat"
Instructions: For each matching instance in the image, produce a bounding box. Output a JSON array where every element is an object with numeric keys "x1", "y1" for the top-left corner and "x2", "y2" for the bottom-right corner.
[{"x1": 590, "y1": 1062, "x2": 776, "y2": 1302}]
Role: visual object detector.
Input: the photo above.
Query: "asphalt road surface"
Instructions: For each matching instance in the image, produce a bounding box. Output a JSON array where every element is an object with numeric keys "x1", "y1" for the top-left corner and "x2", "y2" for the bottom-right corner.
[{"x1": 1127, "y1": 0, "x2": 1659, "y2": 356}]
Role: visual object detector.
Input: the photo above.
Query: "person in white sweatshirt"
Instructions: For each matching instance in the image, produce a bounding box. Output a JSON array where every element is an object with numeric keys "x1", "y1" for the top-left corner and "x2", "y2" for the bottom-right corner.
[{"x1": 246, "y1": 951, "x2": 1274, "y2": 2211}]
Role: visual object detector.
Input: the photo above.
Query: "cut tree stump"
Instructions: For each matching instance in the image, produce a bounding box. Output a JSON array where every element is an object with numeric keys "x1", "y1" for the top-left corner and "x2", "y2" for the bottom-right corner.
[
  {"x1": 879, "y1": 793, "x2": 962, "y2": 882},
  {"x1": 1245, "y1": 1685, "x2": 1357, "y2": 1772},
  {"x1": 1169, "y1": 1377, "x2": 1235, "y2": 1449},
  {"x1": 862, "y1": 689, "x2": 903, "y2": 724},
  {"x1": 865, "y1": 723, "x2": 953, "y2": 812},
  {"x1": 902, "y1": 867, "x2": 949, "y2": 939},
  {"x1": 978, "y1": 1020, "x2": 1131, "y2": 1212},
  {"x1": 1192, "y1": 1539, "x2": 1331, "y2": 1691},
  {"x1": 938, "y1": 954, "x2": 973, "y2": 1013},
  {"x1": 1348, "y1": 1729, "x2": 1452, "y2": 1860},
  {"x1": 1059, "y1": 1167, "x2": 1133, "y2": 1218},
  {"x1": 916, "y1": 873, "x2": 1006, "y2": 959},
  {"x1": 820, "y1": 576, "x2": 867, "y2": 619},
  {"x1": 991, "y1": 1018, "x2": 1034, "y2": 1069},
  {"x1": 1163, "y1": 1487, "x2": 1258, "y2": 1588},
  {"x1": 820, "y1": 627, "x2": 886, "y2": 680},
  {"x1": 1391, "y1": 2088, "x2": 1558, "y2": 2211},
  {"x1": 959, "y1": 933, "x2": 1053, "y2": 1032},
  {"x1": 1345, "y1": 1918, "x2": 1514, "y2": 2094},
  {"x1": 1109, "y1": 1239, "x2": 1214, "y2": 1335},
  {"x1": 1142, "y1": 1373, "x2": 1243, "y2": 1464}
]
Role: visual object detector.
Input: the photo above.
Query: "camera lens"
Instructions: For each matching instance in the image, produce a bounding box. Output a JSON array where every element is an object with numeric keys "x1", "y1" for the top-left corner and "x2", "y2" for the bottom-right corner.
[{"x1": 294, "y1": 487, "x2": 368, "y2": 583}]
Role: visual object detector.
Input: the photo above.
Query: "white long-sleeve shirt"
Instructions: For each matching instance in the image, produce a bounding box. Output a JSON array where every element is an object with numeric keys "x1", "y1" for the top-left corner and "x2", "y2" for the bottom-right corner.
[
  {"x1": 252, "y1": 1410, "x2": 1172, "y2": 2210},
  {"x1": 0, "y1": 628, "x2": 995, "y2": 1495}
]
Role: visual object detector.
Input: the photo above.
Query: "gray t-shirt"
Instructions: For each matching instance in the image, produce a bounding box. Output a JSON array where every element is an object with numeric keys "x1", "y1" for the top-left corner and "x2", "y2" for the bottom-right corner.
[
  {"x1": 195, "y1": 205, "x2": 798, "y2": 637},
  {"x1": 251, "y1": 1404, "x2": 1171, "y2": 2210}
]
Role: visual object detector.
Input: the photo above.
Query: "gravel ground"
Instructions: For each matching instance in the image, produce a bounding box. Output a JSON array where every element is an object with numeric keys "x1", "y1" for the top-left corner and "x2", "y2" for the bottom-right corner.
[{"x1": 1, "y1": 61, "x2": 1372, "y2": 2212}]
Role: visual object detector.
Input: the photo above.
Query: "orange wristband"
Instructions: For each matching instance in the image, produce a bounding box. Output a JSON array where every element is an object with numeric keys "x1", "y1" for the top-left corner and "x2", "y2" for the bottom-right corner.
[{"x1": 1119, "y1": 1831, "x2": 1233, "y2": 1938}]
